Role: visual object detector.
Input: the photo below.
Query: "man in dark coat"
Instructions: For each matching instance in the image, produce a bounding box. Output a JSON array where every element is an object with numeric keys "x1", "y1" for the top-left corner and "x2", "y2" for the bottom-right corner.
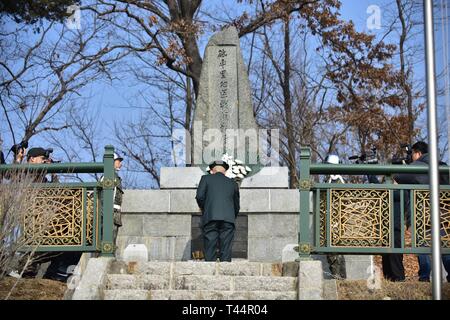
[
  {"x1": 392, "y1": 141, "x2": 450, "y2": 282},
  {"x1": 196, "y1": 160, "x2": 240, "y2": 262}
]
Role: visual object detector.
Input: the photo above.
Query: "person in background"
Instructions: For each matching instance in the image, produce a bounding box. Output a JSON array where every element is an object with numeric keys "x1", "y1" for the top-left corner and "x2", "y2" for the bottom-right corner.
[
  {"x1": 112, "y1": 153, "x2": 124, "y2": 252},
  {"x1": 393, "y1": 141, "x2": 450, "y2": 282},
  {"x1": 323, "y1": 154, "x2": 347, "y2": 279},
  {"x1": 20, "y1": 148, "x2": 52, "y2": 278}
]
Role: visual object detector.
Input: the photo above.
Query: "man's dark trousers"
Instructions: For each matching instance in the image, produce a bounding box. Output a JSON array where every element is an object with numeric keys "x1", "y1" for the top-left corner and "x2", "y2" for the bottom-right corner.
[
  {"x1": 381, "y1": 191, "x2": 405, "y2": 281},
  {"x1": 203, "y1": 220, "x2": 235, "y2": 262}
]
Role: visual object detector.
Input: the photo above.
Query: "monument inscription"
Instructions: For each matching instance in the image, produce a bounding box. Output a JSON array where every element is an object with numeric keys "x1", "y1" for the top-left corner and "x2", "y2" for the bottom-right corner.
[
  {"x1": 209, "y1": 46, "x2": 238, "y2": 148},
  {"x1": 193, "y1": 27, "x2": 261, "y2": 170}
]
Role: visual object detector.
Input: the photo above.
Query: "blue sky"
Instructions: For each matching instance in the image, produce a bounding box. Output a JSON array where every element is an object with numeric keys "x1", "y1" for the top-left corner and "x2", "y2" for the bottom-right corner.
[
  {"x1": 93, "y1": 0, "x2": 444, "y2": 148},
  {"x1": 95, "y1": 0, "x2": 397, "y2": 138}
]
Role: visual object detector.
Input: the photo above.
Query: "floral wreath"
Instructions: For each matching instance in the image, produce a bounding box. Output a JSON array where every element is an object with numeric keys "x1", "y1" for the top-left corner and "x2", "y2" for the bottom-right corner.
[{"x1": 206, "y1": 153, "x2": 252, "y2": 181}]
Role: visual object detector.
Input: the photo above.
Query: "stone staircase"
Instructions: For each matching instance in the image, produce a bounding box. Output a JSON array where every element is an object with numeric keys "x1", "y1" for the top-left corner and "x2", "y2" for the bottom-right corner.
[{"x1": 103, "y1": 260, "x2": 298, "y2": 300}]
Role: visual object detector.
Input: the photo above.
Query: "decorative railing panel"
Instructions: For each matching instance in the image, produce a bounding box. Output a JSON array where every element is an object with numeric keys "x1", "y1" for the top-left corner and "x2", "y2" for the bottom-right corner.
[
  {"x1": 329, "y1": 189, "x2": 391, "y2": 248},
  {"x1": 319, "y1": 192, "x2": 326, "y2": 247},
  {"x1": 414, "y1": 190, "x2": 450, "y2": 248},
  {"x1": 24, "y1": 187, "x2": 99, "y2": 248},
  {"x1": 0, "y1": 145, "x2": 116, "y2": 255}
]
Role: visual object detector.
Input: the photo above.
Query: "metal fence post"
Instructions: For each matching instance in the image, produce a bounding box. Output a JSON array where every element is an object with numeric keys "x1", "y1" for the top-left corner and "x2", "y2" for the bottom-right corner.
[
  {"x1": 299, "y1": 147, "x2": 312, "y2": 259},
  {"x1": 101, "y1": 145, "x2": 115, "y2": 256},
  {"x1": 423, "y1": 0, "x2": 442, "y2": 300}
]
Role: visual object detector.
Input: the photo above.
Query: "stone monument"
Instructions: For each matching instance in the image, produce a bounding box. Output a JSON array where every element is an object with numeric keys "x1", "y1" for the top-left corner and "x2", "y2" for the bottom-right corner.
[{"x1": 192, "y1": 26, "x2": 261, "y2": 172}]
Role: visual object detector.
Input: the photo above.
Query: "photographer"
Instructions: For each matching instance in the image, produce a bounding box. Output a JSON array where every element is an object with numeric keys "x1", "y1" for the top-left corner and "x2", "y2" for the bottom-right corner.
[
  {"x1": 348, "y1": 147, "x2": 404, "y2": 281},
  {"x1": 23, "y1": 147, "x2": 80, "y2": 282},
  {"x1": 393, "y1": 141, "x2": 450, "y2": 282},
  {"x1": 0, "y1": 149, "x2": 5, "y2": 180},
  {"x1": 19, "y1": 147, "x2": 52, "y2": 278},
  {"x1": 323, "y1": 154, "x2": 347, "y2": 279},
  {"x1": 0, "y1": 140, "x2": 27, "y2": 182},
  {"x1": 26, "y1": 147, "x2": 51, "y2": 182},
  {"x1": 0, "y1": 136, "x2": 5, "y2": 166},
  {"x1": 39, "y1": 148, "x2": 80, "y2": 282},
  {"x1": 349, "y1": 147, "x2": 380, "y2": 184},
  {"x1": 43, "y1": 148, "x2": 60, "y2": 183},
  {"x1": 381, "y1": 190, "x2": 405, "y2": 282},
  {"x1": 11, "y1": 140, "x2": 29, "y2": 164}
]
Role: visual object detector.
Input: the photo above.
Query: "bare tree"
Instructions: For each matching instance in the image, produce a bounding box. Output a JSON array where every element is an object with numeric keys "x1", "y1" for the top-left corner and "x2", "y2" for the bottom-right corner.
[
  {"x1": 114, "y1": 81, "x2": 184, "y2": 187},
  {"x1": 0, "y1": 12, "x2": 139, "y2": 158}
]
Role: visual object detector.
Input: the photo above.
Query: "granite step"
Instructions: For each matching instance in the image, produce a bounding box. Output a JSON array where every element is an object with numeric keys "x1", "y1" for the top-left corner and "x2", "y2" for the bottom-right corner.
[
  {"x1": 103, "y1": 289, "x2": 297, "y2": 300},
  {"x1": 109, "y1": 260, "x2": 292, "y2": 277},
  {"x1": 106, "y1": 274, "x2": 297, "y2": 292},
  {"x1": 106, "y1": 274, "x2": 170, "y2": 290},
  {"x1": 174, "y1": 275, "x2": 297, "y2": 291}
]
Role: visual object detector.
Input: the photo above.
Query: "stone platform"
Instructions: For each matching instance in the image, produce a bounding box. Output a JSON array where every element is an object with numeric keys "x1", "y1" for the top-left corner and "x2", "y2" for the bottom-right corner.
[{"x1": 117, "y1": 166, "x2": 372, "y2": 281}]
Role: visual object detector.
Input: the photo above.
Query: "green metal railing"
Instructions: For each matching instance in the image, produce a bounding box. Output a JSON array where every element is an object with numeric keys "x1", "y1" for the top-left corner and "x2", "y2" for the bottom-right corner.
[
  {"x1": 0, "y1": 145, "x2": 116, "y2": 257},
  {"x1": 298, "y1": 147, "x2": 450, "y2": 258}
]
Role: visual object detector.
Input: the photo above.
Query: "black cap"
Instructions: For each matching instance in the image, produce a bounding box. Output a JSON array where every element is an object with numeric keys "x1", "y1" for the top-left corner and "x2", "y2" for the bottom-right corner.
[
  {"x1": 209, "y1": 160, "x2": 229, "y2": 171},
  {"x1": 27, "y1": 147, "x2": 47, "y2": 158}
]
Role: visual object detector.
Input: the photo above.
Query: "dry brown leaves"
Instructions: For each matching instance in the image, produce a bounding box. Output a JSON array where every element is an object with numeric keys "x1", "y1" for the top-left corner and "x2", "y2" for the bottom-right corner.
[
  {"x1": 338, "y1": 280, "x2": 450, "y2": 300},
  {"x1": 0, "y1": 277, "x2": 66, "y2": 300}
]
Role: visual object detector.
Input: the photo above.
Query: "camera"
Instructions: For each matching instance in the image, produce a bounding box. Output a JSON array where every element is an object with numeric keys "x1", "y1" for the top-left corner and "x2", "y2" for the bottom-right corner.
[
  {"x1": 349, "y1": 146, "x2": 378, "y2": 164},
  {"x1": 10, "y1": 140, "x2": 29, "y2": 155},
  {"x1": 43, "y1": 148, "x2": 53, "y2": 159},
  {"x1": 348, "y1": 146, "x2": 380, "y2": 184},
  {"x1": 47, "y1": 158, "x2": 61, "y2": 164},
  {"x1": 391, "y1": 143, "x2": 412, "y2": 164}
]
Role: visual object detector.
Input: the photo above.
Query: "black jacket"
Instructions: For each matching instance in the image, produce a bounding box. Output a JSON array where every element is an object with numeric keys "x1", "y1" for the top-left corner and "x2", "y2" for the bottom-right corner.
[
  {"x1": 393, "y1": 153, "x2": 449, "y2": 228},
  {"x1": 393, "y1": 154, "x2": 449, "y2": 185},
  {"x1": 195, "y1": 172, "x2": 240, "y2": 226}
]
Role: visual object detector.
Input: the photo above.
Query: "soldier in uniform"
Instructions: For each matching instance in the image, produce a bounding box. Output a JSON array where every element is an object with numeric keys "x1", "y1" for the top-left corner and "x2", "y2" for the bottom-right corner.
[
  {"x1": 195, "y1": 160, "x2": 240, "y2": 262},
  {"x1": 112, "y1": 153, "x2": 124, "y2": 251}
]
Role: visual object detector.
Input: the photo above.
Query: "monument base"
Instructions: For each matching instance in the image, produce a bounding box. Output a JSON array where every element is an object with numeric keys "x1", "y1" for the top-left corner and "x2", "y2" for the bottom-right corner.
[{"x1": 160, "y1": 166, "x2": 289, "y2": 189}]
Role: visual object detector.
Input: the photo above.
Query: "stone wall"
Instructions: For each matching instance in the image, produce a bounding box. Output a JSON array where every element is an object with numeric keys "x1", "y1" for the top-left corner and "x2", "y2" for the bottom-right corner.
[
  {"x1": 118, "y1": 167, "x2": 300, "y2": 262},
  {"x1": 191, "y1": 215, "x2": 248, "y2": 259},
  {"x1": 118, "y1": 187, "x2": 300, "y2": 262}
]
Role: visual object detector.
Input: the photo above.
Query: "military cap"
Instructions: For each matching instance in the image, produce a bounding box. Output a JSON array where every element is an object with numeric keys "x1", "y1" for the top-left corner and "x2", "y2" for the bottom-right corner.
[
  {"x1": 27, "y1": 147, "x2": 47, "y2": 158},
  {"x1": 209, "y1": 160, "x2": 229, "y2": 171},
  {"x1": 114, "y1": 153, "x2": 124, "y2": 161}
]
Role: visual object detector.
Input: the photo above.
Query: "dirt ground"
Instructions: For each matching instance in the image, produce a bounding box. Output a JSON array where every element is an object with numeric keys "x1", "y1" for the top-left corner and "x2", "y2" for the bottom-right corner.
[
  {"x1": 374, "y1": 254, "x2": 420, "y2": 280},
  {"x1": 373, "y1": 230, "x2": 421, "y2": 280},
  {"x1": 339, "y1": 230, "x2": 450, "y2": 300},
  {"x1": 0, "y1": 277, "x2": 67, "y2": 300},
  {"x1": 337, "y1": 280, "x2": 450, "y2": 300}
]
